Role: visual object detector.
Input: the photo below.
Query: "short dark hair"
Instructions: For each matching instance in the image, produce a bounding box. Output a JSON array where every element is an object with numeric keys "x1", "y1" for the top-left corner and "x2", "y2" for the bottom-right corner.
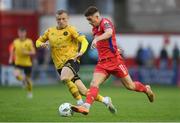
[
  {"x1": 18, "y1": 27, "x2": 26, "y2": 32},
  {"x1": 56, "y1": 9, "x2": 68, "y2": 15},
  {"x1": 84, "y1": 6, "x2": 99, "y2": 17}
]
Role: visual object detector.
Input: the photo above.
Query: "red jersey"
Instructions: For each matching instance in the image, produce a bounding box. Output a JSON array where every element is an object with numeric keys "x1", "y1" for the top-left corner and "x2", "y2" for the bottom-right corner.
[{"x1": 92, "y1": 18, "x2": 119, "y2": 60}]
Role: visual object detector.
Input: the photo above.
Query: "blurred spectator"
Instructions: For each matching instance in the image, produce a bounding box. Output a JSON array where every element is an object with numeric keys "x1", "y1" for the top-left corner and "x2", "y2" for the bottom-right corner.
[
  {"x1": 172, "y1": 43, "x2": 179, "y2": 67},
  {"x1": 34, "y1": 43, "x2": 51, "y2": 82},
  {"x1": 172, "y1": 43, "x2": 179, "y2": 84},
  {"x1": 36, "y1": 48, "x2": 45, "y2": 65},
  {"x1": 136, "y1": 43, "x2": 145, "y2": 66},
  {"x1": 160, "y1": 44, "x2": 168, "y2": 69},
  {"x1": 145, "y1": 46, "x2": 154, "y2": 68}
]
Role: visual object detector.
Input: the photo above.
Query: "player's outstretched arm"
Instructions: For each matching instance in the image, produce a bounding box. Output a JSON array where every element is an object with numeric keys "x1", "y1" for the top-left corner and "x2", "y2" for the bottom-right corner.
[
  {"x1": 36, "y1": 29, "x2": 49, "y2": 48},
  {"x1": 95, "y1": 28, "x2": 113, "y2": 41},
  {"x1": 74, "y1": 36, "x2": 89, "y2": 61},
  {"x1": 77, "y1": 35, "x2": 89, "y2": 53},
  {"x1": 91, "y1": 28, "x2": 112, "y2": 49},
  {"x1": 8, "y1": 44, "x2": 15, "y2": 64},
  {"x1": 29, "y1": 41, "x2": 36, "y2": 55}
]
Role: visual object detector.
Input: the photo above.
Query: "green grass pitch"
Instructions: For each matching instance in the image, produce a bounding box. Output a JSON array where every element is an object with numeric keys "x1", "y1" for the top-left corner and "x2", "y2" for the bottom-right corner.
[{"x1": 0, "y1": 84, "x2": 180, "y2": 122}]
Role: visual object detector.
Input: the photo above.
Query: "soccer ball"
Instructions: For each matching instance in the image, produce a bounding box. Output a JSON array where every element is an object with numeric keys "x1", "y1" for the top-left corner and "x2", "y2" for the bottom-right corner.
[{"x1": 58, "y1": 103, "x2": 73, "y2": 117}]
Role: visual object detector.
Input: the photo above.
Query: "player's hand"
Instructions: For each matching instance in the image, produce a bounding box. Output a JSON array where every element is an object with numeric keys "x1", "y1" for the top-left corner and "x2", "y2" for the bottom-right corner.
[
  {"x1": 40, "y1": 42, "x2": 49, "y2": 49},
  {"x1": 73, "y1": 52, "x2": 83, "y2": 62},
  {"x1": 91, "y1": 39, "x2": 98, "y2": 49}
]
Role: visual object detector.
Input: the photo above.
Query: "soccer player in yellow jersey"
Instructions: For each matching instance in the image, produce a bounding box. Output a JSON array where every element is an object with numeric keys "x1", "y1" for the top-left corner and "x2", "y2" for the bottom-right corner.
[
  {"x1": 9, "y1": 27, "x2": 36, "y2": 98},
  {"x1": 36, "y1": 10, "x2": 116, "y2": 113}
]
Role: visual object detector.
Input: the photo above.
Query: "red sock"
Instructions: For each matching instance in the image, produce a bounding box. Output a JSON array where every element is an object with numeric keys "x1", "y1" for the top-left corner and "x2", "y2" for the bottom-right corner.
[
  {"x1": 134, "y1": 81, "x2": 147, "y2": 92},
  {"x1": 86, "y1": 86, "x2": 99, "y2": 104}
]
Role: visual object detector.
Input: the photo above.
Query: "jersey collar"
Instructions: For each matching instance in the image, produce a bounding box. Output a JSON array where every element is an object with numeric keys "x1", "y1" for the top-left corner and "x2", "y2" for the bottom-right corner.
[{"x1": 56, "y1": 25, "x2": 68, "y2": 30}]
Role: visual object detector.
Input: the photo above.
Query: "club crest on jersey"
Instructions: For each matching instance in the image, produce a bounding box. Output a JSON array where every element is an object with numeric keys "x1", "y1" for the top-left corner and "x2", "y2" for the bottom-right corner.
[
  {"x1": 63, "y1": 31, "x2": 68, "y2": 36},
  {"x1": 104, "y1": 22, "x2": 111, "y2": 29}
]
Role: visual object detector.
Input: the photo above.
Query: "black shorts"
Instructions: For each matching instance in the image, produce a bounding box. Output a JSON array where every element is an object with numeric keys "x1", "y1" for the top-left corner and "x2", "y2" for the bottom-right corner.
[
  {"x1": 15, "y1": 65, "x2": 32, "y2": 76},
  {"x1": 57, "y1": 59, "x2": 80, "y2": 82}
]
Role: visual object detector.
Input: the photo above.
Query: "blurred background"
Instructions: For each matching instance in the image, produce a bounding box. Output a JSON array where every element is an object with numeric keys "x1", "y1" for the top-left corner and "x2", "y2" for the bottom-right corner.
[{"x1": 0, "y1": 0, "x2": 180, "y2": 86}]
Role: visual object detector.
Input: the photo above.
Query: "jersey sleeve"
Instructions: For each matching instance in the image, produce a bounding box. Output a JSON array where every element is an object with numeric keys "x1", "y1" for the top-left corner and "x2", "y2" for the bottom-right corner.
[
  {"x1": 29, "y1": 40, "x2": 34, "y2": 49},
  {"x1": 28, "y1": 40, "x2": 36, "y2": 53},
  {"x1": 101, "y1": 20, "x2": 113, "y2": 32},
  {"x1": 77, "y1": 35, "x2": 89, "y2": 54},
  {"x1": 36, "y1": 29, "x2": 49, "y2": 48},
  {"x1": 69, "y1": 26, "x2": 89, "y2": 54}
]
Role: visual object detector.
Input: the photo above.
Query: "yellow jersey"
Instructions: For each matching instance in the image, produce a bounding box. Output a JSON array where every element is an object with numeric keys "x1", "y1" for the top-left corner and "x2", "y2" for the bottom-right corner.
[
  {"x1": 13, "y1": 38, "x2": 34, "y2": 66},
  {"x1": 36, "y1": 25, "x2": 88, "y2": 69}
]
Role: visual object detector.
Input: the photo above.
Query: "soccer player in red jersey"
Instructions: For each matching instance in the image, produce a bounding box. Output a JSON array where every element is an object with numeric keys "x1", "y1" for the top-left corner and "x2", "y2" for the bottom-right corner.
[{"x1": 71, "y1": 6, "x2": 155, "y2": 115}]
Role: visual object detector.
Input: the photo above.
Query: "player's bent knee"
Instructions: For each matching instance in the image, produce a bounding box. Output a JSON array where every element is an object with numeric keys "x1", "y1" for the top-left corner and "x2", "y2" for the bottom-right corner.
[{"x1": 60, "y1": 75, "x2": 70, "y2": 82}]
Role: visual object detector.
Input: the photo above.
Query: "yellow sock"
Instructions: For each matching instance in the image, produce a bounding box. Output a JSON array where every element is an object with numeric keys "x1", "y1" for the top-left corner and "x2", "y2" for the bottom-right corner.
[
  {"x1": 26, "y1": 77, "x2": 33, "y2": 92},
  {"x1": 65, "y1": 80, "x2": 82, "y2": 100},
  {"x1": 95, "y1": 94, "x2": 104, "y2": 102},
  {"x1": 81, "y1": 89, "x2": 104, "y2": 103}
]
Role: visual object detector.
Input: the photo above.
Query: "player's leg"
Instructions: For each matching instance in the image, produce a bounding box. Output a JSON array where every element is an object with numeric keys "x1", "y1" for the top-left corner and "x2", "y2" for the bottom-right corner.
[
  {"x1": 74, "y1": 79, "x2": 87, "y2": 96},
  {"x1": 85, "y1": 72, "x2": 107, "y2": 106},
  {"x1": 74, "y1": 78, "x2": 104, "y2": 103},
  {"x1": 76, "y1": 80, "x2": 105, "y2": 104},
  {"x1": 60, "y1": 66, "x2": 83, "y2": 105},
  {"x1": 120, "y1": 74, "x2": 155, "y2": 102},
  {"x1": 13, "y1": 67, "x2": 26, "y2": 87},
  {"x1": 24, "y1": 67, "x2": 33, "y2": 98},
  {"x1": 25, "y1": 75, "x2": 33, "y2": 98},
  {"x1": 14, "y1": 67, "x2": 23, "y2": 80},
  {"x1": 114, "y1": 62, "x2": 155, "y2": 102},
  {"x1": 71, "y1": 72, "x2": 110, "y2": 115},
  {"x1": 74, "y1": 78, "x2": 116, "y2": 113}
]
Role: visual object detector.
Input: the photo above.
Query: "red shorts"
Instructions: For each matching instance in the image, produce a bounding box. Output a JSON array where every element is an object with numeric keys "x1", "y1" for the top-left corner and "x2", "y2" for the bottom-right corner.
[{"x1": 94, "y1": 55, "x2": 128, "y2": 78}]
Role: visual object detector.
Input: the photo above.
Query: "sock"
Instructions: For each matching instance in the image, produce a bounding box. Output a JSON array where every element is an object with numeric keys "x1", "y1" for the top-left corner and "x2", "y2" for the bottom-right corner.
[
  {"x1": 77, "y1": 99, "x2": 84, "y2": 106},
  {"x1": 102, "y1": 97, "x2": 109, "y2": 105},
  {"x1": 86, "y1": 86, "x2": 99, "y2": 105},
  {"x1": 95, "y1": 94, "x2": 104, "y2": 102},
  {"x1": 65, "y1": 80, "x2": 82, "y2": 100},
  {"x1": 134, "y1": 81, "x2": 147, "y2": 92},
  {"x1": 26, "y1": 77, "x2": 33, "y2": 92},
  {"x1": 84, "y1": 103, "x2": 91, "y2": 110}
]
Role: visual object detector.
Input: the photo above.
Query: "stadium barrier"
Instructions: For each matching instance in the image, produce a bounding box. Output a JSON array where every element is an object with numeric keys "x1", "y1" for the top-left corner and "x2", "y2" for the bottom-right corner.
[
  {"x1": 129, "y1": 67, "x2": 178, "y2": 85},
  {"x1": 0, "y1": 65, "x2": 179, "y2": 86}
]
